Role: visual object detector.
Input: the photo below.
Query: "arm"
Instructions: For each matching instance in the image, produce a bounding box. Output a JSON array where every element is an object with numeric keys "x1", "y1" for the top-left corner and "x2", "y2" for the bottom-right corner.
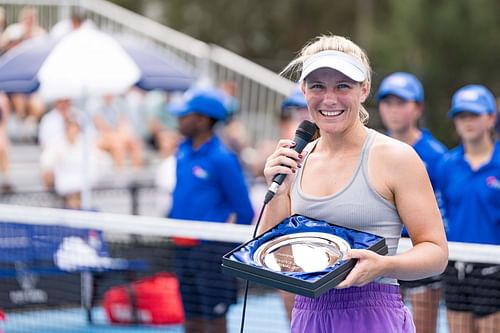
[
  {"x1": 382, "y1": 144, "x2": 448, "y2": 280},
  {"x1": 338, "y1": 140, "x2": 448, "y2": 288},
  {"x1": 257, "y1": 139, "x2": 303, "y2": 235},
  {"x1": 219, "y1": 154, "x2": 254, "y2": 225}
]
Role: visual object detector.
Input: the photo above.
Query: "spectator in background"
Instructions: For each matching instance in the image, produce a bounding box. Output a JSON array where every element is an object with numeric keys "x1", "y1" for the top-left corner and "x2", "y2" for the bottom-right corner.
[
  {"x1": 248, "y1": 86, "x2": 309, "y2": 223},
  {"x1": 0, "y1": 7, "x2": 6, "y2": 36},
  {"x1": 0, "y1": 7, "x2": 46, "y2": 141},
  {"x1": 0, "y1": 6, "x2": 46, "y2": 53},
  {"x1": 122, "y1": 87, "x2": 180, "y2": 155},
  {"x1": 50, "y1": 7, "x2": 96, "y2": 39},
  {"x1": 436, "y1": 84, "x2": 499, "y2": 333},
  {"x1": 168, "y1": 88, "x2": 254, "y2": 333},
  {"x1": 122, "y1": 88, "x2": 151, "y2": 145},
  {"x1": 40, "y1": 118, "x2": 112, "y2": 208},
  {"x1": 90, "y1": 94, "x2": 144, "y2": 170},
  {"x1": 38, "y1": 98, "x2": 76, "y2": 150},
  {"x1": 279, "y1": 85, "x2": 311, "y2": 139},
  {"x1": 7, "y1": 91, "x2": 45, "y2": 143},
  {"x1": 0, "y1": 91, "x2": 12, "y2": 193},
  {"x1": 376, "y1": 72, "x2": 447, "y2": 333},
  {"x1": 249, "y1": 86, "x2": 310, "y2": 214},
  {"x1": 219, "y1": 81, "x2": 240, "y2": 117},
  {"x1": 154, "y1": 129, "x2": 180, "y2": 216},
  {"x1": 248, "y1": 86, "x2": 310, "y2": 226},
  {"x1": 115, "y1": 87, "x2": 178, "y2": 152},
  {"x1": 218, "y1": 81, "x2": 251, "y2": 161}
]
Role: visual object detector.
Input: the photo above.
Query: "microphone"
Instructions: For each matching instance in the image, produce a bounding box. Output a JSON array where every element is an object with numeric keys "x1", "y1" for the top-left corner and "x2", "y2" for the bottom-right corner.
[{"x1": 264, "y1": 120, "x2": 318, "y2": 204}]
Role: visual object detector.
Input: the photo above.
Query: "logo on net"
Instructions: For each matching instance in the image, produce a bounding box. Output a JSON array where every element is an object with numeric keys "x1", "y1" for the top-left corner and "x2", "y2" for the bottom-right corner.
[{"x1": 10, "y1": 262, "x2": 48, "y2": 305}]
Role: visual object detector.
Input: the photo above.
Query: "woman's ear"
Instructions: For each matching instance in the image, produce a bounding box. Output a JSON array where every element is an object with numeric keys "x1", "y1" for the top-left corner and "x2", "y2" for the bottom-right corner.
[
  {"x1": 359, "y1": 82, "x2": 370, "y2": 103},
  {"x1": 301, "y1": 81, "x2": 307, "y2": 95}
]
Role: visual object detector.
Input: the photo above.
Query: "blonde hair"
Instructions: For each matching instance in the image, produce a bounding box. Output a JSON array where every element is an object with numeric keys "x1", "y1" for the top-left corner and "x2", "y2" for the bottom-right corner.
[{"x1": 281, "y1": 34, "x2": 371, "y2": 124}]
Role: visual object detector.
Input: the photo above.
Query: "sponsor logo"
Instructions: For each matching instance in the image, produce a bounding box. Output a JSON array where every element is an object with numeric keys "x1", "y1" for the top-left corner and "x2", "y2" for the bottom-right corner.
[
  {"x1": 192, "y1": 166, "x2": 209, "y2": 179},
  {"x1": 486, "y1": 176, "x2": 500, "y2": 190},
  {"x1": 9, "y1": 262, "x2": 48, "y2": 305}
]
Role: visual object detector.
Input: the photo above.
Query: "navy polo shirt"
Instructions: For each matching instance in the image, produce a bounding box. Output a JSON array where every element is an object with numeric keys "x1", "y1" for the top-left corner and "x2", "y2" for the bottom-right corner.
[
  {"x1": 435, "y1": 141, "x2": 500, "y2": 245},
  {"x1": 168, "y1": 135, "x2": 254, "y2": 225}
]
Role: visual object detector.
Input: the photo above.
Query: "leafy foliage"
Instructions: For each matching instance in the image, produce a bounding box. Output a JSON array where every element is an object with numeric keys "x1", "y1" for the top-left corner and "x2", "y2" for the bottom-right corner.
[{"x1": 111, "y1": 0, "x2": 500, "y2": 146}]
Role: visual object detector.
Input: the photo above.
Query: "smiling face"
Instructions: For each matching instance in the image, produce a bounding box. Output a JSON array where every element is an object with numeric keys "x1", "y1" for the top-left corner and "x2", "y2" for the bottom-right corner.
[{"x1": 302, "y1": 68, "x2": 369, "y2": 134}]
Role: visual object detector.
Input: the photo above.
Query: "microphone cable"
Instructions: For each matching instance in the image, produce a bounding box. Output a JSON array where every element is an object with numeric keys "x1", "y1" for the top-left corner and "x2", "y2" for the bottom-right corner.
[
  {"x1": 238, "y1": 121, "x2": 317, "y2": 332},
  {"x1": 239, "y1": 200, "x2": 268, "y2": 333}
]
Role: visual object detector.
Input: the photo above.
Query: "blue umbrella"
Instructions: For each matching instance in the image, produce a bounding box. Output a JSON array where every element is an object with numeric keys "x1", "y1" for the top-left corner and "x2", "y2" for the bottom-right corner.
[
  {"x1": 0, "y1": 29, "x2": 197, "y2": 210},
  {"x1": 0, "y1": 37, "x2": 56, "y2": 94},
  {"x1": 120, "y1": 38, "x2": 196, "y2": 92},
  {"x1": 0, "y1": 30, "x2": 196, "y2": 95}
]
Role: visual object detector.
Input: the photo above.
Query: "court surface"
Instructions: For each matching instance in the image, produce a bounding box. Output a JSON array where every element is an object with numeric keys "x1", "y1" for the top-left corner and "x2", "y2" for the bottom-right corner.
[
  {"x1": 4, "y1": 293, "x2": 451, "y2": 333},
  {"x1": 4, "y1": 293, "x2": 289, "y2": 333}
]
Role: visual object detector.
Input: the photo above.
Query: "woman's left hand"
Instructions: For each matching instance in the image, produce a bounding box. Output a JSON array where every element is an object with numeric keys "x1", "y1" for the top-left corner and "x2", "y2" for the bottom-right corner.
[{"x1": 335, "y1": 249, "x2": 386, "y2": 289}]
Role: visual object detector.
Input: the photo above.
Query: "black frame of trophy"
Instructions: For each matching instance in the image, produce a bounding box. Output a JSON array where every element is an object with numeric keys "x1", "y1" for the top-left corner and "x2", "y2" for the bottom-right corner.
[{"x1": 221, "y1": 217, "x2": 388, "y2": 298}]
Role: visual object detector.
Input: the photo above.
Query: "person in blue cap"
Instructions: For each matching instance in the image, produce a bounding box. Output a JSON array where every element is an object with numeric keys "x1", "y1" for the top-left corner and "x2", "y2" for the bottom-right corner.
[
  {"x1": 377, "y1": 72, "x2": 447, "y2": 333},
  {"x1": 168, "y1": 87, "x2": 254, "y2": 333},
  {"x1": 280, "y1": 85, "x2": 311, "y2": 139},
  {"x1": 435, "y1": 84, "x2": 500, "y2": 333}
]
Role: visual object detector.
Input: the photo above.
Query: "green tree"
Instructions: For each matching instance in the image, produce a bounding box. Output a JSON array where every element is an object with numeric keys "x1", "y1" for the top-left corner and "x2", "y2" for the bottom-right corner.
[{"x1": 111, "y1": 0, "x2": 500, "y2": 146}]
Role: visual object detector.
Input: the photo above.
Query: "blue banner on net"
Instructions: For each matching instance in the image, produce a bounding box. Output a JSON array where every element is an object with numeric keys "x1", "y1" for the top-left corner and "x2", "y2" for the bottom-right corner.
[
  {"x1": 229, "y1": 215, "x2": 383, "y2": 282},
  {"x1": 0, "y1": 222, "x2": 108, "y2": 263}
]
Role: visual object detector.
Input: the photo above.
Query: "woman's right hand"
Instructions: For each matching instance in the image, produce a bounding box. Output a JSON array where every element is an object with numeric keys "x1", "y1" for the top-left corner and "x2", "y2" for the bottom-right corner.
[{"x1": 263, "y1": 139, "x2": 304, "y2": 196}]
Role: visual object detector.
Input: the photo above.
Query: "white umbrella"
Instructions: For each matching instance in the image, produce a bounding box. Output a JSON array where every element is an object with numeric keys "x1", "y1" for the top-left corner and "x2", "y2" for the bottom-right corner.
[
  {"x1": 38, "y1": 27, "x2": 141, "y2": 101},
  {"x1": 37, "y1": 28, "x2": 141, "y2": 209}
]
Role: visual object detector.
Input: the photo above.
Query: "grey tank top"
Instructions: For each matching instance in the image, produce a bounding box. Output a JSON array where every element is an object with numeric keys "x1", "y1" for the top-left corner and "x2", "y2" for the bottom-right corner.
[{"x1": 290, "y1": 129, "x2": 402, "y2": 285}]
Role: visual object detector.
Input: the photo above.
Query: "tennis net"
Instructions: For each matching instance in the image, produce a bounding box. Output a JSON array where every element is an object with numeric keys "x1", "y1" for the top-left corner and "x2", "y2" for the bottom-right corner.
[{"x1": 0, "y1": 203, "x2": 498, "y2": 333}]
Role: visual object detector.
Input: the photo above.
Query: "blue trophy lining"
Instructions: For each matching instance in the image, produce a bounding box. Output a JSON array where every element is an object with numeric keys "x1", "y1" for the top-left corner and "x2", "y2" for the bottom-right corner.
[{"x1": 230, "y1": 215, "x2": 381, "y2": 281}]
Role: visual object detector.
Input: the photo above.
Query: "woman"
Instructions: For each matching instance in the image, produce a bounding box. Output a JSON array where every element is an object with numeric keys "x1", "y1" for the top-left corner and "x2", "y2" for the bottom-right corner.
[
  {"x1": 260, "y1": 34, "x2": 448, "y2": 333},
  {"x1": 377, "y1": 71, "x2": 447, "y2": 333},
  {"x1": 436, "y1": 84, "x2": 499, "y2": 333}
]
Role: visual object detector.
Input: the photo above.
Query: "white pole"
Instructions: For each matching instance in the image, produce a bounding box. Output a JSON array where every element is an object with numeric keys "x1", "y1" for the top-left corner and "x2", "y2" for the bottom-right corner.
[{"x1": 79, "y1": 92, "x2": 92, "y2": 210}]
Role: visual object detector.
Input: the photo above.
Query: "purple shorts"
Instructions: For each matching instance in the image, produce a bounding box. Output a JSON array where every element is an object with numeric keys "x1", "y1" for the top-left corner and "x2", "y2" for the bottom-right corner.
[{"x1": 291, "y1": 282, "x2": 415, "y2": 333}]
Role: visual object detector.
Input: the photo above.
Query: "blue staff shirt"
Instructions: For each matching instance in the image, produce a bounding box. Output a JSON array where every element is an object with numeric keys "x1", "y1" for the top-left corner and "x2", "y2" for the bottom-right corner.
[
  {"x1": 168, "y1": 135, "x2": 254, "y2": 225},
  {"x1": 413, "y1": 129, "x2": 448, "y2": 189},
  {"x1": 401, "y1": 129, "x2": 447, "y2": 236},
  {"x1": 435, "y1": 141, "x2": 500, "y2": 245}
]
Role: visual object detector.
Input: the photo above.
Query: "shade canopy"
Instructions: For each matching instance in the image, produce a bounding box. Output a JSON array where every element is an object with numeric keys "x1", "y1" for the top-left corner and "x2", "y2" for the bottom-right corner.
[{"x1": 0, "y1": 28, "x2": 196, "y2": 100}]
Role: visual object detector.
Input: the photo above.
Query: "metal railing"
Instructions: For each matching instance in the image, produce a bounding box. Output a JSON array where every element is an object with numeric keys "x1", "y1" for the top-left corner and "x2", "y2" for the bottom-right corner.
[{"x1": 0, "y1": 0, "x2": 294, "y2": 144}]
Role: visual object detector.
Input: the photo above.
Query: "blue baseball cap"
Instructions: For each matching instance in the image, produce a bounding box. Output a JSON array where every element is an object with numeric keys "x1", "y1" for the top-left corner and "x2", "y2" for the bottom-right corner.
[
  {"x1": 448, "y1": 84, "x2": 496, "y2": 118},
  {"x1": 281, "y1": 86, "x2": 307, "y2": 110},
  {"x1": 377, "y1": 72, "x2": 424, "y2": 103},
  {"x1": 168, "y1": 88, "x2": 228, "y2": 121}
]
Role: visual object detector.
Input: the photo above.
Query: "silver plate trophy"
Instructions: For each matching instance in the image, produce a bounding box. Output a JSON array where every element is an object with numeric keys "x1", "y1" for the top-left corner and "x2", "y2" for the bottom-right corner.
[{"x1": 253, "y1": 232, "x2": 351, "y2": 273}]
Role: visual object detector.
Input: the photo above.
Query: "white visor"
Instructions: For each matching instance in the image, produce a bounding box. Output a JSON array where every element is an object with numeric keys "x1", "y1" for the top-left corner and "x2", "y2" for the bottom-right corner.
[{"x1": 299, "y1": 50, "x2": 367, "y2": 82}]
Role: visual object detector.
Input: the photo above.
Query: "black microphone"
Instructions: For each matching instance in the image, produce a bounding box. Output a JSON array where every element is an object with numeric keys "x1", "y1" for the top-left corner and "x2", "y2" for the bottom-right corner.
[{"x1": 264, "y1": 120, "x2": 318, "y2": 204}]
